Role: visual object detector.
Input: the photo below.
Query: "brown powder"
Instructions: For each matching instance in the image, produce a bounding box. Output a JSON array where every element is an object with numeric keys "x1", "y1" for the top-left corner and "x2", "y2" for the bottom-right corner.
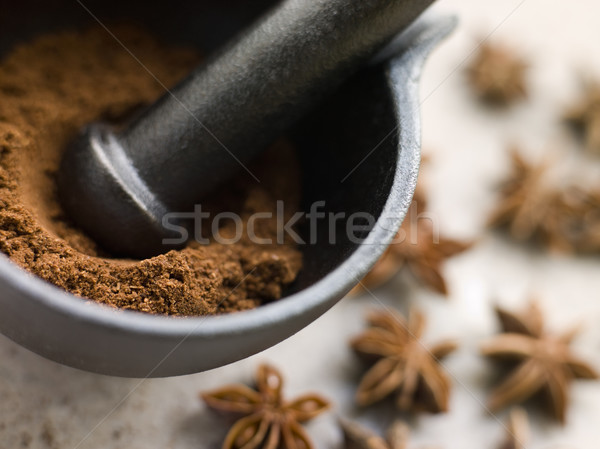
[{"x1": 0, "y1": 26, "x2": 302, "y2": 316}]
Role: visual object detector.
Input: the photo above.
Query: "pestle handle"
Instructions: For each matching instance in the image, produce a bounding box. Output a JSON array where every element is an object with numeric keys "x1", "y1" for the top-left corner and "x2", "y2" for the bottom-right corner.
[{"x1": 59, "y1": 0, "x2": 435, "y2": 258}]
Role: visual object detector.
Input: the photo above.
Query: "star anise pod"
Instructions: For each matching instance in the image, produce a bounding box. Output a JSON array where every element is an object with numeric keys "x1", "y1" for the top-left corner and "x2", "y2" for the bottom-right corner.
[
  {"x1": 340, "y1": 418, "x2": 415, "y2": 449},
  {"x1": 357, "y1": 191, "x2": 470, "y2": 295},
  {"x1": 489, "y1": 150, "x2": 555, "y2": 240},
  {"x1": 565, "y1": 80, "x2": 600, "y2": 154},
  {"x1": 467, "y1": 41, "x2": 528, "y2": 106},
  {"x1": 341, "y1": 410, "x2": 529, "y2": 449},
  {"x1": 351, "y1": 308, "x2": 457, "y2": 413},
  {"x1": 498, "y1": 408, "x2": 529, "y2": 449},
  {"x1": 557, "y1": 187, "x2": 600, "y2": 253},
  {"x1": 488, "y1": 149, "x2": 581, "y2": 252},
  {"x1": 201, "y1": 364, "x2": 331, "y2": 449},
  {"x1": 481, "y1": 302, "x2": 599, "y2": 423}
]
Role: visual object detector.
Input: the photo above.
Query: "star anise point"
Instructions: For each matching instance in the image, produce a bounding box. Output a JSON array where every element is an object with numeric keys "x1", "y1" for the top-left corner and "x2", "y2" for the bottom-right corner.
[{"x1": 341, "y1": 419, "x2": 411, "y2": 449}]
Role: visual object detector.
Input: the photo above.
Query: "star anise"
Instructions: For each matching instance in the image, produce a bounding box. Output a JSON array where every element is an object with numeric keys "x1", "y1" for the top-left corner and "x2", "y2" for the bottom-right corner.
[
  {"x1": 201, "y1": 364, "x2": 331, "y2": 449},
  {"x1": 558, "y1": 187, "x2": 600, "y2": 253},
  {"x1": 490, "y1": 150, "x2": 555, "y2": 240},
  {"x1": 351, "y1": 308, "x2": 457, "y2": 413},
  {"x1": 498, "y1": 408, "x2": 529, "y2": 449},
  {"x1": 357, "y1": 191, "x2": 470, "y2": 295},
  {"x1": 341, "y1": 410, "x2": 529, "y2": 449},
  {"x1": 340, "y1": 419, "x2": 415, "y2": 449},
  {"x1": 467, "y1": 41, "x2": 528, "y2": 106},
  {"x1": 565, "y1": 80, "x2": 600, "y2": 154},
  {"x1": 481, "y1": 302, "x2": 599, "y2": 423},
  {"x1": 488, "y1": 149, "x2": 583, "y2": 252}
]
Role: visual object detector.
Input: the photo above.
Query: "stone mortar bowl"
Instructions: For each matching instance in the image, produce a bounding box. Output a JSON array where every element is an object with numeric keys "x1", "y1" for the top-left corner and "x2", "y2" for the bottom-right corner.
[{"x1": 0, "y1": 0, "x2": 455, "y2": 377}]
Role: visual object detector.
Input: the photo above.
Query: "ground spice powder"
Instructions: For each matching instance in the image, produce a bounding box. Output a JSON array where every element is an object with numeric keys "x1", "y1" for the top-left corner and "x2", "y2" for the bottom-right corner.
[{"x1": 0, "y1": 26, "x2": 302, "y2": 316}]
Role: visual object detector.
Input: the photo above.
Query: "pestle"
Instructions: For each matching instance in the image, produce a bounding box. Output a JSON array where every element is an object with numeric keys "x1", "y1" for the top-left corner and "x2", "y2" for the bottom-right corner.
[{"x1": 58, "y1": 0, "x2": 435, "y2": 258}]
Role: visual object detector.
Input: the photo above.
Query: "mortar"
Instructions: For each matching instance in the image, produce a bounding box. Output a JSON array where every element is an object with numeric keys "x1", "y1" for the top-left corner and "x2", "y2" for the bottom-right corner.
[{"x1": 0, "y1": 0, "x2": 455, "y2": 377}]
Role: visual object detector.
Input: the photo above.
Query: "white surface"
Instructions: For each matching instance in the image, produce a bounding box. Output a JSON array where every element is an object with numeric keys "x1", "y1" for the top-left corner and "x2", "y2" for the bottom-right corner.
[{"x1": 2, "y1": 0, "x2": 600, "y2": 448}]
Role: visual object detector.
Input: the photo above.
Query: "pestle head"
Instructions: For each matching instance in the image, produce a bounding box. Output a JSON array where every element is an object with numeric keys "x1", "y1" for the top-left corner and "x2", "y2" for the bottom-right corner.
[
  {"x1": 58, "y1": 124, "x2": 186, "y2": 258},
  {"x1": 57, "y1": 0, "x2": 435, "y2": 258}
]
